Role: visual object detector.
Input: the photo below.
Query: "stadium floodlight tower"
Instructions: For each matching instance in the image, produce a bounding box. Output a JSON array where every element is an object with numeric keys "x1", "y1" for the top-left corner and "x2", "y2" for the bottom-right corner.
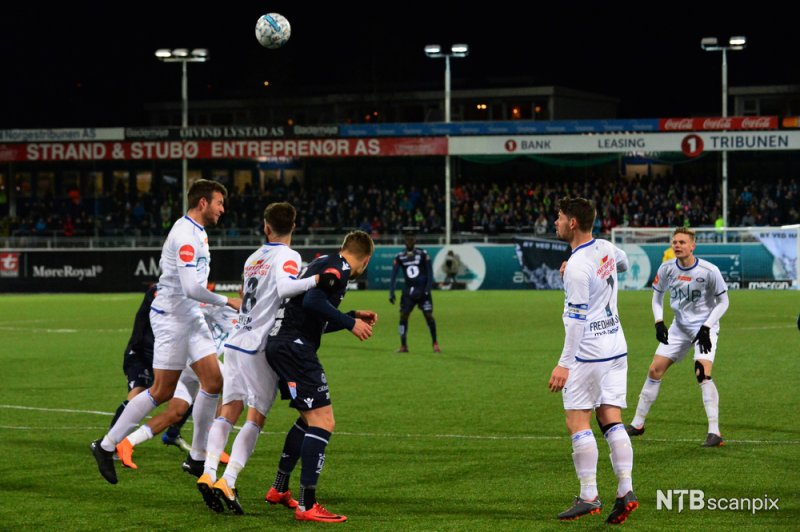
[
  {"x1": 425, "y1": 43, "x2": 469, "y2": 246},
  {"x1": 155, "y1": 48, "x2": 209, "y2": 214},
  {"x1": 700, "y1": 36, "x2": 746, "y2": 233}
]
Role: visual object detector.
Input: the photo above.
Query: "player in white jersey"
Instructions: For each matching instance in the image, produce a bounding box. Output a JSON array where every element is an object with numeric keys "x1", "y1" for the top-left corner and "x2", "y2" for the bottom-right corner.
[
  {"x1": 626, "y1": 227, "x2": 730, "y2": 447},
  {"x1": 114, "y1": 303, "x2": 237, "y2": 470},
  {"x1": 92, "y1": 179, "x2": 242, "y2": 485},
  {"x1": 548, "y1": 197, "x2": 638, "y2": 524},
  {"x1": 196, "y1": 202, "x2": 320, "y2": 515}
]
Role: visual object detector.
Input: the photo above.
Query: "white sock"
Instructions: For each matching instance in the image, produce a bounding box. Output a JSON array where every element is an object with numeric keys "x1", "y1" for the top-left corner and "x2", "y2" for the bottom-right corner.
[
  {"x1": 631, "y1": 378, "x2": 661, "y2": 428},
  {"x1": 700, "y1": 379, "x2": 720, "y2": 435},
  {"x1": 126, "y1": 425, "x2": 154, "y2": 446},
  {"x1": 222, "y1": 420, "x2": 262, "y2": 488},
  {"x1": 571, "y1": 430, "x2": 598, "y2": 501},
  {"x1": 204, "y1": 417, "x2": 234, "y2": 480},
  {"x1": 605, "y1": 424, "x2": 634, "y2": 497},
  {"x1": 102, "y1": 390, "x2": 158, "y2": 451},
  {"x1": 190, "y1": 390, "x2": 219, "y2": 461}
]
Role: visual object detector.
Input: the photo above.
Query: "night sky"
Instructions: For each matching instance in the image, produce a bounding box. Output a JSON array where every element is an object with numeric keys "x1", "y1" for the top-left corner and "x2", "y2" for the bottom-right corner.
[{"x1": 2, "y1": 2, "x2": 795, "y2": 128}]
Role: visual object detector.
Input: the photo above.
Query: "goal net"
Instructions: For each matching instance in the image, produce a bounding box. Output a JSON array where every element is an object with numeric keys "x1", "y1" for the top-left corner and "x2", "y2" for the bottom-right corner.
[{"x1": 610, "y1": 225, "x2": 799, "y2": 290}]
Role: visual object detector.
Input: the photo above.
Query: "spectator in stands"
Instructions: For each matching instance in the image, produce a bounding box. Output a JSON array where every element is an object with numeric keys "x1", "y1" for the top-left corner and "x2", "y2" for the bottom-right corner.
[{"x1": 534, "y1": 212, "x2": 549, "y2": 236}]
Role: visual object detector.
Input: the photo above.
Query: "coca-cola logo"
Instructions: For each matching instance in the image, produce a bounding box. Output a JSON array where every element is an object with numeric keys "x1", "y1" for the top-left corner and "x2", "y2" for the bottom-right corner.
[
  {"x1": 663, "y1": 118, "x2": 694, "y2": 130},
  {"x1": 740, "y1": 117, "x2": 773, "y2": 129},
  {"x1": 179, "y1": 245, "x2": 195, "y2": 262},
  {"x1": 702, "y1": 118, "x2": 733, "y2": 129}
]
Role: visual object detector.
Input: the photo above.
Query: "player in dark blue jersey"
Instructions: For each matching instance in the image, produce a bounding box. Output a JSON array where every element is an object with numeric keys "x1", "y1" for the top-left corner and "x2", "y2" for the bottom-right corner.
[
  {"x1": 389, "y1": 232, "x2": 439, "y2": 353},
  {"x1": 265, "y1": 230, "x2": 377, "y2": 523}
]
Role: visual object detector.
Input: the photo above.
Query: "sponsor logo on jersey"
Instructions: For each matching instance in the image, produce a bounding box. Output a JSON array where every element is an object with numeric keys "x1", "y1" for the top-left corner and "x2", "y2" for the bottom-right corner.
[
  {"x1": 287, "y1": 381, "x2": 297, "y2": 399},
  {"x1": 283, "y1": 260, "x2": 299, "y2": 275},
  {"x1": 653, "y1": 274, "x2": 660, "y2": 285},
  {"x1": 678, "y1": 275, "x2": 692, "y2": 281},
  {"x1": 596, "y1": 255, "x2": 616, "y2": 279},
  {"x1": 244, "y1": 259, "x2": 270, "y2": 276},
  {"x1": 179, "y1": 245, "x2": 195, "y2": 262}
]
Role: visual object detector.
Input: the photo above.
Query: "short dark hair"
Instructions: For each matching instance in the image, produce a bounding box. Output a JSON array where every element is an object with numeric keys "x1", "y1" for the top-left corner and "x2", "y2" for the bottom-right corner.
[
  {"x1": 341, "y1": 230, "x2": 375, "y2": 258},
  {"x1": 263, "y1": 202, "x2": 296, "y2": 236},
  {"x1": 557, "y1": 196, "x2": 596, "y2": 232},
  {"x1": 187, "y1": 179, "x2": 227, "y2": 209}
]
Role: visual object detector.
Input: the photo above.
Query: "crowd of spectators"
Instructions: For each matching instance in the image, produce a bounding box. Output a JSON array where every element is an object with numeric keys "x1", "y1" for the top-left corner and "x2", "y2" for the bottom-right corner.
[{"x1": 5, "y1": 174, "x2": 799, "y2": 239}]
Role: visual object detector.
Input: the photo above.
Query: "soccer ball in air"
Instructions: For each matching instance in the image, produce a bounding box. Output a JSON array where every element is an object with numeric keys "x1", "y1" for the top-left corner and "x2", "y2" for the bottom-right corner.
[{"x1": 255, "y1": 13, "x2": 291, "y2": 49}]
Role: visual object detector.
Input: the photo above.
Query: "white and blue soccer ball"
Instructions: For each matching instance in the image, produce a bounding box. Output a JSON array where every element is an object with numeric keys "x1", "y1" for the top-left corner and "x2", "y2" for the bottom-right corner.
[{"x1": 255, "y1": 13, "x2": 291, "y2": 49}]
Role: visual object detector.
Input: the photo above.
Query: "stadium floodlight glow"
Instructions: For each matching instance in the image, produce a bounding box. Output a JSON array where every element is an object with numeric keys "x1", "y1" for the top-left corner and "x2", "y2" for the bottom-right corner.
[
  {"x1": 424, "y1": 44, "x2": 443, "y2": 56},
  {"x1": 155, "y1": 47, "x2": 210, "y2": 213},
  {"x1": 450, "y1": 44, "x2": 469, "y2": 56},
  {"x1": 425, "y1": 43, "x2": 469, "y2": 245},
  {"x1": 701, "y1": 35, "x2": 746, "y2": 231}
]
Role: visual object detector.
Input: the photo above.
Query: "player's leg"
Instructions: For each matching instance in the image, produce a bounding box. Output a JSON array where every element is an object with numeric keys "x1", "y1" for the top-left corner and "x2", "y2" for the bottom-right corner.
[
  {"x1": 211, "y1": 408, "x2": 265, "y2": 514},
  {"x1": 597, "y1": 357, "x2": 638, "y2": 524},
  {"x1": 267, "y1": 416, "x2": 307, "y2": 508},
  {"x1": 557, "y1": 408, "x2": 602, "y2": 520},
  {"x1": 695, "y1": 331, "x2": 722, "y2": 446},
  {"x1": 557, "y1": 362, "x2": 602, "y2": 520},
  {"x1": 397, "y1": 292, "x2": 411, "y2": 352},
  {"x1": 217, "y1": 351, "x2": 277, "y2": 491},
  {"x1": 162, "y1": 405, "x2": 192, "y2": 449},
  {"x1": 118, "y1": 395, "x2": 191, "y2": 468},
  {"x1": 91, "y1": 368, "x2": 180, "y2": 484},
  {"x1": 196, "y1": 400, "x2": 243, "y2": 513},
  {"x1": 112, "y1": 359, "x2": 152, "y2": 429},
  {"x1": 203, "y1": 354, "x2": 243, "y2": 482},
  {"x1": 295, "y1": 405, "x2": 346, "y2": 522},
  {"x1": 628, "y1": 324, "x2": 690, "y2": 434},
  {"x1": 103, "y1": 367, "x2": 180, "y2": 450},
  {"x1": 182, "y1": 354, "x2": 222, "y2": 476},
  {"x1": 421, "y1": 297, "x2": 439, "y2": 352},
  {"x1": 628, "y1": 355, "x2": 672, "y2": 433}
]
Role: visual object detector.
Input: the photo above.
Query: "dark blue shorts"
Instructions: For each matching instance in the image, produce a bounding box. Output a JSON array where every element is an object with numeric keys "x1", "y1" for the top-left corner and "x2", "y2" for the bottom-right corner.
[
  {"x1": 266, "y1": 339, "x2": 331, "y2": 411},
  {"x1": 400, "y1": 290, "x2": 433, "y2": 314},
  {"x1": 123, "y1": 348, "x2": 154, "y2": 391}
]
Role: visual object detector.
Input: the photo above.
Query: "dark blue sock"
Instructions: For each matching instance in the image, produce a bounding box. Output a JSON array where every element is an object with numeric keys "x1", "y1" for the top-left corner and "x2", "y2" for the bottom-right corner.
[
  {"x1": 426, "y1": 317, "x2": 437, "y2": 343},
  {"x1": 274, "y1": 418, "x2": 308, "y2": 492},
  {"x1": 399, "y1": 320, "x2": 408, "y2": 346},
  {"x1": 299, "y1": 426, "x2": 331, "y2": 491}
]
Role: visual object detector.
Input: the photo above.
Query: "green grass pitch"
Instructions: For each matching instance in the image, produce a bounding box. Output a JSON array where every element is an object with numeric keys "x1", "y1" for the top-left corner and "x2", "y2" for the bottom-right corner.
[{"x1": 0, "y1": 290, "x2": 798, "y2": 530}]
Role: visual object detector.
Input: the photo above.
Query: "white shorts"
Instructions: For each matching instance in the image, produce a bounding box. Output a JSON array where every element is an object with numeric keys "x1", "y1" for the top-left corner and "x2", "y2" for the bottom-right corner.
[
  {"x1": 562, "y1": 355, "x2": 628, "y2": 411},
  {"x1": 655, "y1": 323, "x2": 719, "y2": 363},
  {"x1": 223, "y1": 346, "x2": 278, "y2": 417},
  {"x1": 151, "y1": 310, "x2": 218, "y2": 371},
  {"x1": 173, "y1": 359, "x2": 222, "y2": 404}
]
